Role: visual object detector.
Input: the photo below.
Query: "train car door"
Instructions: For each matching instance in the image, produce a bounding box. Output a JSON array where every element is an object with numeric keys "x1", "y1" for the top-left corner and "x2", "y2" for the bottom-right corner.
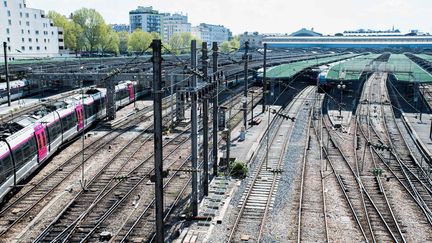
[
  {"x1": 75, "y1": 104, "x2": 84, "y2": 130},
  {"x1": 128, "y1": 83, "x2": 135, "y2": 101},
  {"x1": 34, "y1": 123, "x2": 47, "y2": 162}
]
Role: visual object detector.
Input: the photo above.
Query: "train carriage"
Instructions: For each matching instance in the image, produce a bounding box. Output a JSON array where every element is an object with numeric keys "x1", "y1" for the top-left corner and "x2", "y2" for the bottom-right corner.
[
  {"x1": 0, "y1": 81, "x2": 140, "y2": 202},
  {"x1": 0, "y1": 142, "x2": 14, "y2": 200}
]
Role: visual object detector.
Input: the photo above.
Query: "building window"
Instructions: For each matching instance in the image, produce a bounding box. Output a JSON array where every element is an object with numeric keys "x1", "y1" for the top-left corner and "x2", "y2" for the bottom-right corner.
[
  {"x1": 7, "y1": 37, "x2": 10, "y2": 42},
  {"x1": 29, "y1": 46, "x2": 33, "y2": 50},
  {"x1": 36, "y1": 38, "x2": 38, "y2": 42},
  {"x1": 22, "y1": 38, "x2": 24, "y2": 42},
  {"x1": 8, "y1": 19, "x2": 11, "y2": 25},
  {"x1": 6, "y1": 28, "x2": 10, "y2": 34},
  {"x1": 25, "y1": 13, "x2": 29, "y2": 18},
  {"x1": 28, "y1": 30, "x2": 30, "y2": 34},
  {"x1": 21, "y1": 29, "x2": 24, "y2": 34},
  {"x1": 35, "y1": 30, "x2": 39, "y2": 35},
  {"x1": 34, "y1": 14, "x2": 37, "y2": 19},
  {"x1": 3, "y1": 1, "x2": 7, "y2": 7},
  {"x1": 19, "y1": 3, "x2": 21, "y2": 8},
  {"x1": 28, "y1": 38, "x2": 32, "y2": 42},
  {"x1": 7, "y1": 10, "x2": 10, "y2": 16},
  {"x1": 26, "y1": 21, "x2": 30, "y2": 26},
  {"x1": 36, "y1": 46, "x2": 40, "y2": 50},
  {"x1": 20, "y1": 12, "x2": 22, "y2": 17},
  {"x1": 21, "y1": 46, "x2": 25, "y2": 51},
  {"x1": 19, "y1": 20, "x2": 22, "y2": 25},
  {"x1": 44, "y1": 46, "x2": 47, "y2": 50},
  {"x1": 7, "y1": 46, "x2": 11, "y2": 51}
]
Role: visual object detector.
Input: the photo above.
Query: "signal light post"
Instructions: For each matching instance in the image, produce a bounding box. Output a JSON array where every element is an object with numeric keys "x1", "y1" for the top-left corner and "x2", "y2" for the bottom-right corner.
[{"x1": 3, "y1": 42, "x2": 11, "y2": 107}]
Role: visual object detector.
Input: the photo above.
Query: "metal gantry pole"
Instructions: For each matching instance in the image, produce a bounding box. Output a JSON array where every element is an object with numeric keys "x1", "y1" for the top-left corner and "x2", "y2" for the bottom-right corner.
[
  {"x1": 262, "y1": 43, "x2": 267, "y2": 113},
  {"x1": 170, "y1": 74, "x2": 175, "y2": 130},
  {"x1": 243, "y1": 41, "x2": 249, "y2": 130},
  {"x1": 191, "y1": 40, "x2": 199, "y2": 217},
  {"x1": 202, "y1": 42, "x2": 209, "y2": 196},
  {"x1": 3, "y1": 42, "x2": 11, "y2": 107},
  {"x1": 151, "y1": 39, "x2": 164, "y2": 243},
  {"x1": 212, "y1": 42, "x2": 219, "y2": 176}
]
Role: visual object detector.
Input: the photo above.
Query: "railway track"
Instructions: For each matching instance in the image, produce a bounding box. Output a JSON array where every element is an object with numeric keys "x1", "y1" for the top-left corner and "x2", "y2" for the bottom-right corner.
[
  {"x1": 0, "y1": 97, "x2": 176, "y2": 238},
  {"x1": 379, "y1": 74, "x2": 432, "y2": 224},
  {"x1": 356, "y1": 72, "x2": 406, "y2": 242},
  {"x1": 33, "y1": 85, "x2": 263, "y2": 242},
  {"x1": 33, "y1": 123, "x2": 191, "y2": 242},
  {"x1": 228, "y1": 85, "x2": 316, "y2": 242},
  {"x1": 297, "y1": 92, "x2": 329, "y2": 242}
]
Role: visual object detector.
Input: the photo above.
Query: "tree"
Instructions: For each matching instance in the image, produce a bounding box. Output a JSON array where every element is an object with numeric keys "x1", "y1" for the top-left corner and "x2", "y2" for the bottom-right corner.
[
  {"x1": 220, "y1": 35, "x2": 240, "y2": 54},
  {"x1": 48, "y1": 11, "x2": 81, "y2": 53},
  {"x1": 150, "y1": 32, "x2": 161, "y2": 40},
  {"x1": 168, "y1": 33, "x2": 183, "y2": 55},
  {"x1": 128, "y1": 29, "x2": 152, "y2": 54},
  {"x1": 72, "y1": 8, "x2": 106, "y2": 52},
  {"x1": 100, "y1": 25, "x2": 119, "y2": 54},
  {"x1": 117, "y1": 31, "x2": 130, "y2": 54},
  {"x1": 220, "y1": 41, "x2": 231, "y2": 54}
]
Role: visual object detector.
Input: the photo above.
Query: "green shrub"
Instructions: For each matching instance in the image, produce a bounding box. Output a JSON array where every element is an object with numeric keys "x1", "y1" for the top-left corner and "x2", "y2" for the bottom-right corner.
[{"x1": 229, "y1": 161, "x2": 248, "y2": 178}]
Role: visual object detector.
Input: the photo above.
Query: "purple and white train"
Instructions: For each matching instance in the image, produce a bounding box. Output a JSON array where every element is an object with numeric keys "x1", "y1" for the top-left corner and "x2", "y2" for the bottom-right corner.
[{"x1": 0, "y1": 81, "x2": 142, "y2": 202}]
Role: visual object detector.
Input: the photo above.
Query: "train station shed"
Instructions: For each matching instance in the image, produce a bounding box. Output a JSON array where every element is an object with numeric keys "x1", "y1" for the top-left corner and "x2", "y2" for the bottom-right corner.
[
  {"x1": 326, "y1": 54, "x2": 381, "y2": 81},
  {"x1": 387, "y1": 54, "x2": 432, "y2": 83},
  {"x1": 263, "y1": 53, "x2": 358, "y2": 79}
]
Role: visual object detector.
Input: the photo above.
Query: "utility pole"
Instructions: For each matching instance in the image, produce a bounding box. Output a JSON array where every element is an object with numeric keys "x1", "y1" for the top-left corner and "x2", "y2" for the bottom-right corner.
[
  {"x1": 107, "y1": 78, "x2": 116, "y2": 120},
  {"x1": 262, "y1": 43, "x2": 267, "y2": 113},
  {"x1": 212, "y1": 42, "x2": 219, "y2": 176},
  {"x1": 243, "y1": 41, "x2": 249, "y2": 130},
  {"x1": 3, "y1": 42, "x2": 11, "y2": 106},
  {"x1": 170, "y1": 74, "x2": 175, "y2": 130},
  {"x1": 191, "y1": 40, "x2": 199, "y2": 217},
  {"x1": 151, "y1": 39, "x2": 164, "y2": 243},
  {"x1": 202, "y1": 42, "x2": 209, "y2": 196}
]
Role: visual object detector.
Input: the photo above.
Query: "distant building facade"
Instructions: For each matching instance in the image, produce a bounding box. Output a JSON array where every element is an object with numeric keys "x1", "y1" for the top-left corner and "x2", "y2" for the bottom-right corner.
[
  {"x1": 162, "y1": 13, "x2": 191, "y2": 43},
  {"x1": 240, "y1": 32, "x2": 263, "y2": 49},
  {"x1": 129, "y1": 6, "x2": 162, "y2": 35},
  {"x1": 0, "y1": 0, "x2": 64, "y2": 59},
  {"x1": 111, "y1": 24, "x2": 130, "y2": 32},
  {"x1": 192, "y1": 23, "x2": 231, "y2": 45}
]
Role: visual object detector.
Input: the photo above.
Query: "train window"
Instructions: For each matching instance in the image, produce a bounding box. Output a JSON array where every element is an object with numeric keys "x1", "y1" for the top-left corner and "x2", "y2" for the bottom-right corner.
[
  {"x1": 0, "y1": 153, "x2": 13, "y2": 183},
  {"x1": 61, "y1": 113, "x2": 77, "y2": 131},
  {"x1": 48, "y1": 120, "x2": 62, "y2": 142}
]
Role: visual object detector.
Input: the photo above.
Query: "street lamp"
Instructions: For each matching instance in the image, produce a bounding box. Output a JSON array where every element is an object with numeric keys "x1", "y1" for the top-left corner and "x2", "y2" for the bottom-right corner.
[
  {"x1": 249, "y1": 90, "x2": 257, "y2": 127},
  {"x1": 337, "y1": 81, "x2": 346, "y2": 117}
]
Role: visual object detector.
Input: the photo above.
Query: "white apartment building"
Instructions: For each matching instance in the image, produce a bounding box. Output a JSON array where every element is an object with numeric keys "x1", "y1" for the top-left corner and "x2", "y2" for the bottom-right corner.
[
  {"x1": 162, "y1": 13, "x2": 191, "y2": 43},
  {"x1": 0, "y1": 0, "x2": 63, "y2": 59},
  {"x1": 192, "y1": 23, "x2": 231, "y2": 45}
]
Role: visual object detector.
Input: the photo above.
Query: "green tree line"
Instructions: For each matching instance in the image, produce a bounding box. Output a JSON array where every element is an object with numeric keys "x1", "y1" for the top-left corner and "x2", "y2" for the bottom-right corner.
[{"x1": 49, "y1": 8, "x2": 239, "y2": 56}]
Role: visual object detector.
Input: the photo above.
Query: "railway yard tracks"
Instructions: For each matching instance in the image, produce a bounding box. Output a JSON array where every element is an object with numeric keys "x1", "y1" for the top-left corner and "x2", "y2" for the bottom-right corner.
[
  {"x1": 2, "y1": 69, "x2": 432, "y2": 243},
  {"x1": 0, "y1": 97, "x2": 174, "y2": 238},
  {"x1": 0, "y1": 84, "x2": 263, "y2": 242},
  {"x1": 228, "y1": 86, "x2": 316, "y2": 242}
]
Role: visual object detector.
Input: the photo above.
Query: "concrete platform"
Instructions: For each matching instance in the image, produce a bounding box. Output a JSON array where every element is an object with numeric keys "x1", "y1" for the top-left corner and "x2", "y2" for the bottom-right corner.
[
  {"x1": 0, "y1": 97, "x2": 40, "y2": 116},
  {"x1": 175, "y1": 105, "x2": 279, "y2": 243},
  {"x1": 227, "y1": 105, "x2": 279, "y2": 165},
  {"x1": 401, "y1": 113, "x2": 432, "y2": 162}
]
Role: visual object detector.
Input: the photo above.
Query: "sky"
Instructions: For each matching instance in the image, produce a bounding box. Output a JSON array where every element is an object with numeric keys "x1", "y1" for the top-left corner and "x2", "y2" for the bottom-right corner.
[{"x1": 26, "y1": 0, "x2": 432, "y2": 35}]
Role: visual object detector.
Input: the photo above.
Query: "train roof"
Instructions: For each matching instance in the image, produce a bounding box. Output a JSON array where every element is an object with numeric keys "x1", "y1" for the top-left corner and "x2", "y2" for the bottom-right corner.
[{"x1": 0, "y1": 80, "x2": 27, "y2": 90}]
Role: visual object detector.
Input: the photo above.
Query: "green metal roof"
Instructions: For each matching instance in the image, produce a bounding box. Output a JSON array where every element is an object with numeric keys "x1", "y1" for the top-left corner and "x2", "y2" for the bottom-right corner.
[
  {"x1": 263, "y1": 53, "x2": 358, "y2": 79},
  {"x1": 388, "y1": 54, "x2": 432, "y2": 83},
  {"x1": 416, "y1": 54, "x2": 432, "y2": 62},
  {"x1": 326, "y1": 54, "x2": 381, "y2": 80}
]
